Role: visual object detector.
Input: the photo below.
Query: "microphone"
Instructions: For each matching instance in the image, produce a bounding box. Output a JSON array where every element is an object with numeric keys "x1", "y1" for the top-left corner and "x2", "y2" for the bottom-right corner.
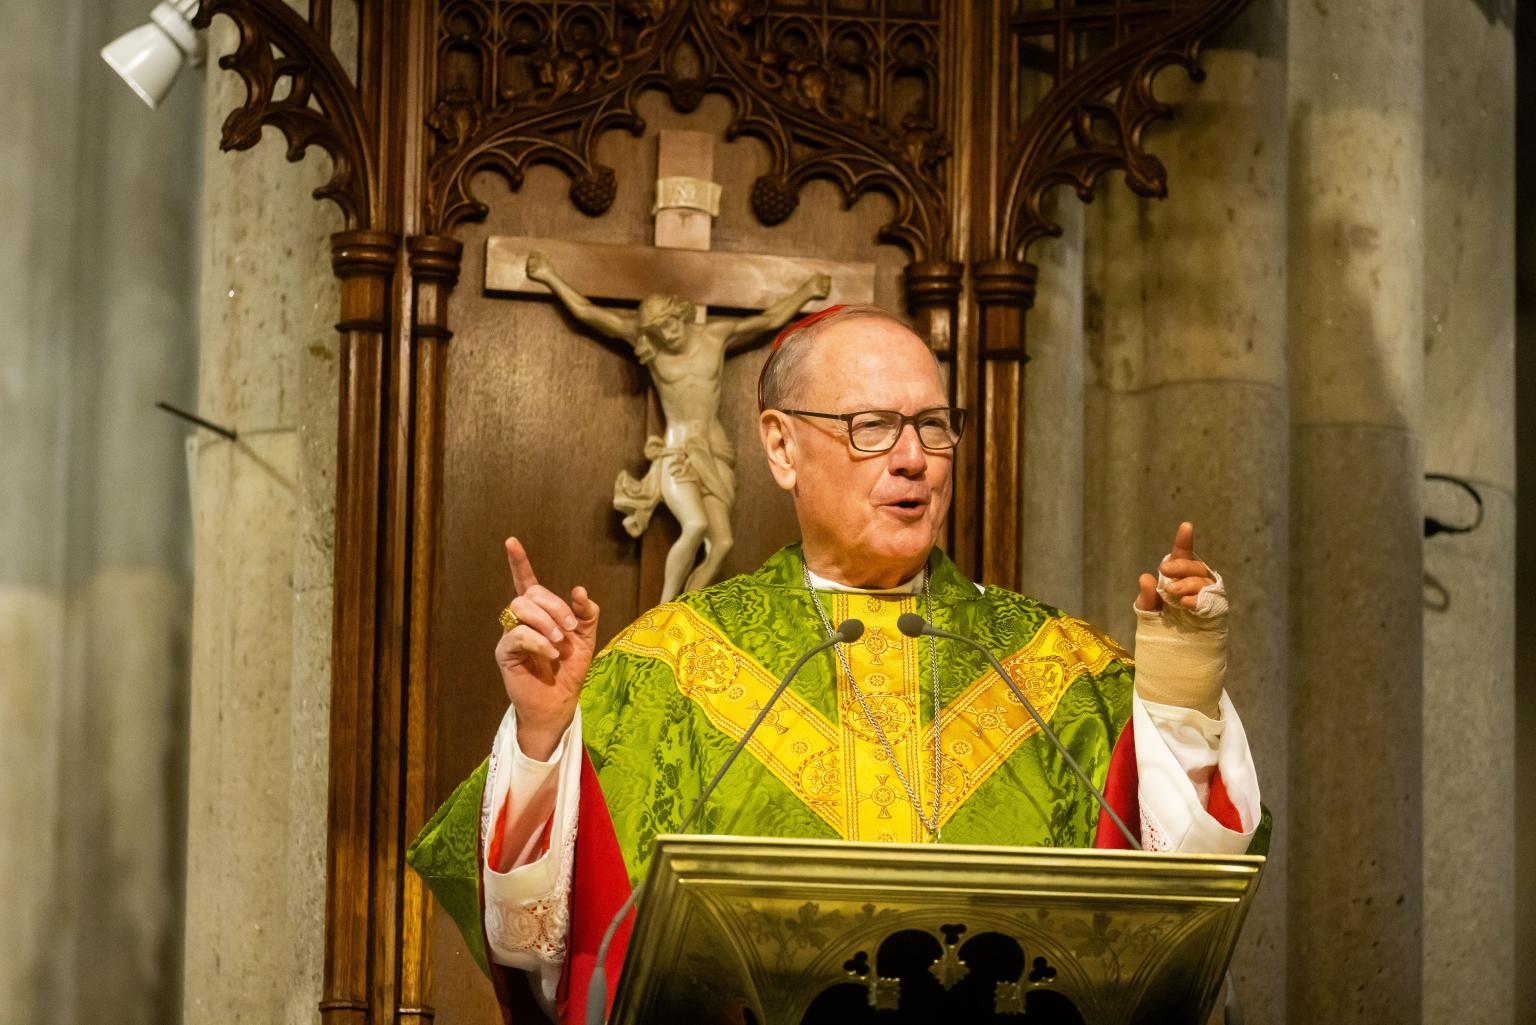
[
  {"x1": 586, "y1": 617, "x2": 865, "y2": 1025},
  {"x1": 896, "y1": 613, "x2": 1139, "y2": 849}
]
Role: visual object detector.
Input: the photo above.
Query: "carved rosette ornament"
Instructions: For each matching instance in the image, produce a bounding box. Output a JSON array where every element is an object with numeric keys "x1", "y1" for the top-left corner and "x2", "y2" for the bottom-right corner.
[{"x1": 750, "y1": 174, "x2": 799, "y2": 227}]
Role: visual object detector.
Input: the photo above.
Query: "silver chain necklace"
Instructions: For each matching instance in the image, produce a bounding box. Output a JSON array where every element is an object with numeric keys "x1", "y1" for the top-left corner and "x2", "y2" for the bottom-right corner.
[{"x1": 803, "y1": 563, "x2": 943, "y2": 839}]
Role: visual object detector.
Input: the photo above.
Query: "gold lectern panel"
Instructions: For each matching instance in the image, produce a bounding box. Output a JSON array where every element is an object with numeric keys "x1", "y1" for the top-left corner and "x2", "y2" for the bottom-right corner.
[{"x1": 610, "y1": 835, "x2": 1264, "y2": 1025}]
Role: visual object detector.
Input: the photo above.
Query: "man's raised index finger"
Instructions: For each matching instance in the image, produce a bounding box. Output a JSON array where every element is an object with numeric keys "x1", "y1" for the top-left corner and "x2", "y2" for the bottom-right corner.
[
  {"x1": 504, "y1": 536, "x2": 541, "y2": 595},
  {"x1": 1170, "y1": 521, "x2": 1196, "y2": 562}
]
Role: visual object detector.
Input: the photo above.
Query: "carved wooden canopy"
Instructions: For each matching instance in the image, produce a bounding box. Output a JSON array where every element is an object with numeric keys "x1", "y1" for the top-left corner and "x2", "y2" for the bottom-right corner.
[{"x1": 193, "y1": 1, "x2": 1253, "y2": 1021}]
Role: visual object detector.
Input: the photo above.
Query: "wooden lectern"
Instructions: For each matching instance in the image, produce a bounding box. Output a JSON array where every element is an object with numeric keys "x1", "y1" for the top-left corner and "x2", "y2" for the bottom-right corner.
[{"x1": 609, "y1": 836, "x2": 1264, "y2": 1025}]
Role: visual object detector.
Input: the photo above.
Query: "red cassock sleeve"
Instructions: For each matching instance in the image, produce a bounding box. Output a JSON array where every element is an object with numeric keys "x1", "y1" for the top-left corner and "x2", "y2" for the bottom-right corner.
[
  {"x1": 1093, "y1": 719, "x2": 1243, "y2": 850},
  {"x1": 554, "y1": 751, "x2": 634, "y2": 1024},
  {"x1": 484, "y1": 751, "x2": 633, "y2": 1025}
]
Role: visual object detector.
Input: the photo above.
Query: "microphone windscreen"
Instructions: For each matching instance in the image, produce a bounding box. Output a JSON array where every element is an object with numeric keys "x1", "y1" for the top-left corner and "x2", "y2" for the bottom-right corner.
[
  {"x1": 896, "y1": 612, "x2": 929, "y2": 638},
  {"x1": 836, "y1": 618, "x2": 865, "y2": 642}
]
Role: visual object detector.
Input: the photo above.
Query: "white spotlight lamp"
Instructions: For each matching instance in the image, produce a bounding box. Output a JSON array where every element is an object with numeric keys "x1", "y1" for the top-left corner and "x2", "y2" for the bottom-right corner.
[{"x1": 101, "y1": 0, "x2": 205, "y2": 110}]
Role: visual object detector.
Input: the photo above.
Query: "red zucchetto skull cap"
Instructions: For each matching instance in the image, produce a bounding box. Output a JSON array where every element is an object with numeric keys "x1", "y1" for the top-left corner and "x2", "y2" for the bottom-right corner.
[{"x1": 757, "y1": 304, "x2": 847, "y2": 411}]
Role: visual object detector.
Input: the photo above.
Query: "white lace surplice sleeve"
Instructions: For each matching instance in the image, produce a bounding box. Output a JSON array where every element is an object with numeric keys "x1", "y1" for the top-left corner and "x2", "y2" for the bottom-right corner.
[
  {"x1": 1134, "y1": 692, "x2": 1260, "y2": 854},
  {"x1": 481, "y1": 704, "x2": 584, "y2": 1014}
]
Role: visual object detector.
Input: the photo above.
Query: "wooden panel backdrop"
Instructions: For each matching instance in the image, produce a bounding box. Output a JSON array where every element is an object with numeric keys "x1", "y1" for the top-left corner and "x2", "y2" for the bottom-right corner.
[{"x1": 191, "y1": 0, "x2": 1253, "y2": 1021}]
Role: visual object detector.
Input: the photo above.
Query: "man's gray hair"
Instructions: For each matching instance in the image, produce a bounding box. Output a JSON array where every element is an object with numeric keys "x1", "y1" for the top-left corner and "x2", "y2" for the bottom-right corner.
[{"x1": 759, "y1": 304, "x2": 930, "y2": 411}]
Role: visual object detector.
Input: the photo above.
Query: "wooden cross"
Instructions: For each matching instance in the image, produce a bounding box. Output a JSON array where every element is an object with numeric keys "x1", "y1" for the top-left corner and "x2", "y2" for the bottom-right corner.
[
  {"x1": 485, "y1": 129, "x2": 874, "y2": 313},
  {"x1": 484, "y1": 130, "x2": 876, "y2": 598}
]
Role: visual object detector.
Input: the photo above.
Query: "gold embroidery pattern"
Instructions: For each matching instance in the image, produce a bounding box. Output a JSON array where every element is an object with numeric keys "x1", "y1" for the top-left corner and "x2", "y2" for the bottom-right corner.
[
  {"x1": 919, "y1": 616, "x2": 1127, "y2": 825},
  {"x1": 607, "y1": 603, "x2": 1123, "y2": 841},
  {"x1": 830, "y1": 593, "x2": 927, "y2": 842},
  {"x1": 609, "y1": 604, "x2": 846, "y2": 834}
]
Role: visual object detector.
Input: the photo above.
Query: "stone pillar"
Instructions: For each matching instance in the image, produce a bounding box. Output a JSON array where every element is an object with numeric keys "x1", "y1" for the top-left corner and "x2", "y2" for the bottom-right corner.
[
  {"x1": 0, "y1": 7, "x2": 82, "y2": 1020},
  {"x1": 1081, "y1": 4, "x2": 1289, "y2": 1017},
  {"x1": 54, "y1": 4, "x2": 203, "y2": 1021},
  {"x1": 1020, "y1": 193, "x2": 1085, "y2": 614},
  {"x1": 1420, "y1": 2, "x2": 1516, "y2": 1021},
  {"x1": 180, "y1": 17, "x2": 341, "y2": 1025},
  {"x1": 1286, "y1": 0, "x2": 1425, "y2": 1019},
  {"x1": 1, "y1": 3, "x2": 201, "y2": 1024}
]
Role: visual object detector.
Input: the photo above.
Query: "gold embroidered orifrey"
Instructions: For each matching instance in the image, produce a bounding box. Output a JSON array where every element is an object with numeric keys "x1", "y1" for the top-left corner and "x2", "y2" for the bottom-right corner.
[
  {"x1": 606, "y1": 600, "x2": 1126, "y2": 842},
  {"x1": 827, "y1": 592, "x2": 926, "y2": 842},
  {"x1": 920, "y1": 613, "x2": 1125, "y2": 826}
]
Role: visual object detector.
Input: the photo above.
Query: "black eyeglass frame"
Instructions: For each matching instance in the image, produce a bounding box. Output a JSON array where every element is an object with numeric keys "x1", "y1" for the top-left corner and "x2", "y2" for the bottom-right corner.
[{"x1": 776, "y1": 406, "x2": 969, "y2": 453}]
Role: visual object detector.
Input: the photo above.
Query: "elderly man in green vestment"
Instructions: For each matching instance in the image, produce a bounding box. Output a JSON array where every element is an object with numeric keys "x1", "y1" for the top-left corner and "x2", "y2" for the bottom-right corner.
[{"x1": 408, "y1": 305, "x2": 1263, "y2": 1025}]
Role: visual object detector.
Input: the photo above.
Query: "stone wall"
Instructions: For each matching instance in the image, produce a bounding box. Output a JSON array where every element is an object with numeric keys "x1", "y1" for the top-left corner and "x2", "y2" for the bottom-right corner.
[
  {"x1": 179, "y1": 14, "x2": 342, "y2": 1025},
  {"x1": 0, "y1": 3, "x2": 201, "y2": 1024},
  {"x1": 1421, "y1": 2, "x2": 1517, "y2": 1019},
  {"x1": 1022, "y1": 0, "x2": 1518, "y2": 1020},
  {"x1": 1287, "y1": 0, "x2": 1428, "y2": 1019}
]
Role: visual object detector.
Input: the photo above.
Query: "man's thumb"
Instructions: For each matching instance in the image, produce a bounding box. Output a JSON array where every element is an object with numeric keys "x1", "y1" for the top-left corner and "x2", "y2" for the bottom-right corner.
[{"x1": 571, "y1": 586, "x2": 600, "y2": 628}]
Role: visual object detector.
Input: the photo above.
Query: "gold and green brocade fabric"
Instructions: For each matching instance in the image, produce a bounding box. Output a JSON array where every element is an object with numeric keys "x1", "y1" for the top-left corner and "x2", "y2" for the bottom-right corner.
[
  {"x1": 406, "y1": 758, "x2": 494, "y2": 974},
  {"x1": 582, "y1": 545, "x2": 1136, "y2": 886}
]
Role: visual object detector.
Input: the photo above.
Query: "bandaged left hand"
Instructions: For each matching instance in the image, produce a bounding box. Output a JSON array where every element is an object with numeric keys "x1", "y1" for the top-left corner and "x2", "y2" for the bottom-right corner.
[{"x1": 1132, "y1": 521, "x2": 1227, "y2": 718}]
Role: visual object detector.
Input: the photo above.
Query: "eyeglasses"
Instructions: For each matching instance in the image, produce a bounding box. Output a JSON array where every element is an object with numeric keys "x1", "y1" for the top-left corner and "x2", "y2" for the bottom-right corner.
[{"x1": 778, "y1": 407, "x2": 968, "y2": 453}]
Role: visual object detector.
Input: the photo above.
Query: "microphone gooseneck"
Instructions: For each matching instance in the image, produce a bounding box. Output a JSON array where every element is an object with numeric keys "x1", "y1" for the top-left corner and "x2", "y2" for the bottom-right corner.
[
  {"x1": 895, "y1": 613, "x2": 1140, "y2": 849},
  {"x1": 584, "y1": 617, "x2": 864, "y2": 1025}
]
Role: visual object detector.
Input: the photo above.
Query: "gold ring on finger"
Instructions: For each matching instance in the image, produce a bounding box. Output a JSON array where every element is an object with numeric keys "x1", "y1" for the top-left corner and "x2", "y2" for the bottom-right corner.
[{"x1": 498, "y1": 606, "x2": 520, "y2": 632}]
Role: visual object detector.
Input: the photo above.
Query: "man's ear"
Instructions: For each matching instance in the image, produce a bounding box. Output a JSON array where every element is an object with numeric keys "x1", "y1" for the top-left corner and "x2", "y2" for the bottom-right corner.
[{"x1": 758, "y1": 410, "x2": 797, "y2": 492}]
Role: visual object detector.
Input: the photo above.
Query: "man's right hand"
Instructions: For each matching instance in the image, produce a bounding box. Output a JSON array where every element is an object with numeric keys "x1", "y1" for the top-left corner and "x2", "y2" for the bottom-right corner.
[{"x1": 495, "y1": 537, "x2": 599, "y2": 760}]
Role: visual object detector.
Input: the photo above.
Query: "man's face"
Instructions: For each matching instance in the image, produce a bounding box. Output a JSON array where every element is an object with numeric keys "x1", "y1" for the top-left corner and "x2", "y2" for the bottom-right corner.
[{"x1": 764, "y1": 316, "x2": 953, "y2": 588}]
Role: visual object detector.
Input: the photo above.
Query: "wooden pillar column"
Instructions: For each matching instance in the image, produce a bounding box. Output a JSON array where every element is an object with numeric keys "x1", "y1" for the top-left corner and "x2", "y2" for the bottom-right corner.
[
  {"x1": 904, "y1": 260, "x2": 965, "y2": 358},
  {"x1": 398, "y1": 233, "x2": 462, "y2": 1024},
  {"x1": 972, "y1": 258, "x2": 1036, "y2": 589},
  {"x1": 322, "y1": 227, "x2": 399, "y2": 1025},
  {"x1": 903, "y1": 260, "x2": 969, "y2": 570}
]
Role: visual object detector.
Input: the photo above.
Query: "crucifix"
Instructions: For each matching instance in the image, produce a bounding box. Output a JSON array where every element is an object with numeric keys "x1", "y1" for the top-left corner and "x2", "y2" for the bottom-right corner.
[{"x1": 486, "y1": 130, "x2": 876, "y2": 602}]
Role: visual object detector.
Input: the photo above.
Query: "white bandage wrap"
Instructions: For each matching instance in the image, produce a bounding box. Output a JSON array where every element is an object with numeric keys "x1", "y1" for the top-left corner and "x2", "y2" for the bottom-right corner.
[
  {"x1": 1133, "y1": 564, "x2": 1227, "y2": 718},
  {"x1": 1158, "y1": 563, "x2": 1228, "y2": 618}
]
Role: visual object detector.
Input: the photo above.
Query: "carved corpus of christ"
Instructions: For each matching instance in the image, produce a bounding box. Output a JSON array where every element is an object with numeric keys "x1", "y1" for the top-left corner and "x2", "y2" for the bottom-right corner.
[{"x1": 527, "y1": 251, "x2": 830, "y2": 601}]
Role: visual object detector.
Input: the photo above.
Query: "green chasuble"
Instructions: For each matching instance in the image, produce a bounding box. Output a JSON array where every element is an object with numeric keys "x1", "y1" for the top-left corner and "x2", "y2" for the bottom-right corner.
[
  {"x1": 409, "y1": 544, "x2": 1272, "y2": 986},
  {"x1": 583, "y1": 544, "x2": 1135, "y2": 885},
  {"x1": 412, "y1": 544, "x2": 1137, "y2": 911}
]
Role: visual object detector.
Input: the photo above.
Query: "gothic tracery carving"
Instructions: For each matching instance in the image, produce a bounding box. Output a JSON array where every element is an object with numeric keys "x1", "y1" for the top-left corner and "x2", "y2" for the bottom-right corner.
[
  {"x1": 194, "y1": 0, "x2": 378, "y2": 229},
  {"x1": 425, "y1": 0, "x2": 951, "y2": 259},
  {"x1": 1000, "y1": 0, "x2": 1255, "y2": 257}
]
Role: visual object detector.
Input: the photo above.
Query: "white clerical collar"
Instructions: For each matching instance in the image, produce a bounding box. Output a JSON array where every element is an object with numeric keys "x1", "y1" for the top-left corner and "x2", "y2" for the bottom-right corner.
[{"x1": 805, "y1": 565, "x2": 924, "y2": 595}]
